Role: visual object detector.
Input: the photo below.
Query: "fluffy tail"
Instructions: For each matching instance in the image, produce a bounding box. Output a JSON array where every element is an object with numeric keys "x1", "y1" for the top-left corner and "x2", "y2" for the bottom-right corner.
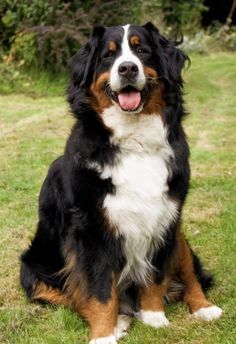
[{"x1": 191, "y1": 250, "x2": 214, "y2": 291}]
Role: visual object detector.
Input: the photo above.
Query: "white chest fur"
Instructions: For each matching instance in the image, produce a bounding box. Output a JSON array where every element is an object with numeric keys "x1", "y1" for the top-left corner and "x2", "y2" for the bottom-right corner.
[{"x1": 101, "y1": 106, "x2": 178, "y2": 286}]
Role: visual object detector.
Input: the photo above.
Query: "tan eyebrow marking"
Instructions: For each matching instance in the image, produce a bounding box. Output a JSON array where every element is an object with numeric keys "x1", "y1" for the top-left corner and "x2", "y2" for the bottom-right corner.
[
  {"x1": 108, "y1": 41, "x2": 117, "y2": 51},
  {"x1": 130, "y1": 35, "x2": 140, "y2": 46}
]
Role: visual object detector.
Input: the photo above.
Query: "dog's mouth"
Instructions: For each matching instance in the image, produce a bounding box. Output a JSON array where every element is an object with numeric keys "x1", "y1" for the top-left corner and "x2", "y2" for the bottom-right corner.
[{"x1": 105, "y1": 84, "x2": 150, "y2": 112}]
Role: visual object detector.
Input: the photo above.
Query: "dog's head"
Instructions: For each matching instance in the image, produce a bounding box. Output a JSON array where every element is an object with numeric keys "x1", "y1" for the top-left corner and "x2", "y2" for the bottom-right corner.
[{"x1": 69, "y1": 23, "x2": 188, "y2": 115}]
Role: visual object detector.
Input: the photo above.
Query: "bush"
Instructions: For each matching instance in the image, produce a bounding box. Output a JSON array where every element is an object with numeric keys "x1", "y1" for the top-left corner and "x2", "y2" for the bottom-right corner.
[
  {"x1": 10, "y1": 32, "x2": 36, "y2": 66},
  {"x1": 1, "y1": 0, "x2": 236, "y2": 72},
  {"x1": 181, "y1": 28, "x2": 236, "y2": 54},
  {"x1": 0, "y1": 0, "x2": 143, "y2": 72},
  {"x1": 161, "y1": 0, "x2": 208, "y2": 36}
]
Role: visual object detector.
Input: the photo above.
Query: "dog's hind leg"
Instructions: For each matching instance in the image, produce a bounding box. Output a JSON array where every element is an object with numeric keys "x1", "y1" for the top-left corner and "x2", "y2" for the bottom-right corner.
[
  {"x1": 178, "y1": 232, "x2": 222, "y2": 320},
  {"x1": 32, "y1": 281, "x2": 70, "y2": 307},
  {"x1": 20, "y1": 261, "x2": 70, "y2": 307}
]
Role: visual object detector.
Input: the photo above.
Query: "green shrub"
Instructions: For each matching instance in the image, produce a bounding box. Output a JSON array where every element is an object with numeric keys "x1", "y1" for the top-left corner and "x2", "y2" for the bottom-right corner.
[
  {"x1": 0, "y1": 0, "x2": 144, "y2": 72},
  {"x1": 1, "y1": 0, "x2": 235, "y2": 72},
  {"x1": 162, "y1": 0, "x2": 208, "y2": 35},
  {"x1": 10, "y1": 32, "x2": 36, "y2": 66},
  {"x1": 181, "y1": 28, "x2": 236, "y2": 54},
  {"x1": 222, "y1": 29, "x2": 236, "y2": 51}
]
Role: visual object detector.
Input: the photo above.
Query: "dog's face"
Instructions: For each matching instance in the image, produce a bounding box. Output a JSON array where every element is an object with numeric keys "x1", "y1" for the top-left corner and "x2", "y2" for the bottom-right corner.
[
  {"x1": 94, "y1": 24, "x2": 158, "y2": 114},
  {"x1": 69, "y1": 23, "x2": 188, "y2": 115}
]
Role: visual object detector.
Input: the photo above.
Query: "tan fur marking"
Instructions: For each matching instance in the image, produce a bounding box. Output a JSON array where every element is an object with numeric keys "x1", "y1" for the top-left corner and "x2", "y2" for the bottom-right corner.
[
  {"x1": 59, "y1": 249, "x2": 77, "y2": 278},
  {"x1": 90, "y1": 72, "x2": 113, "y2": 113},
  {"x1": 130, "y1": 35, "x2": 140, "y2": 46},
  {"x1": 142, "y1": 68, "x2": 164, "y2": 115},
  {"x1": 33, "y1": 282, "x2": 70, "y2": 307},
  {"x1": 77, "y1": 278, "x2": 118, "y2": 339},
  {"x1": 140, "y1": 279, "x2": 169, "y2": 312},
  {"x1": 58, "y1": 245, "x2": 89, "y2": 302},
  {"x1": 108, "y1": 41, "x2": 117, "y2": 52},
  {"x1": 144, "y1": 66, "x2": 158, "y2": 78},
  {"x1": 178, "y1": 232, "x2": 212, "y2": 313},
  {"x1": 142, "y1": 84, "x2": 165, "y2": 115}
]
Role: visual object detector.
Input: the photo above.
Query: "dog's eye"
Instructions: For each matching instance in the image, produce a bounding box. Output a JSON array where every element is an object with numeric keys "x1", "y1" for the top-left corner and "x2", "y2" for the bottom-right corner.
[
  {"x1": 105, "y1": 50, "x2": 115, "y2": 58},
  {"x1": 137, "y1": 48, "x2": 144, "y2": 54},
  {"x1": 136, "y1": 47, "x2": 149, "y2": 55}
]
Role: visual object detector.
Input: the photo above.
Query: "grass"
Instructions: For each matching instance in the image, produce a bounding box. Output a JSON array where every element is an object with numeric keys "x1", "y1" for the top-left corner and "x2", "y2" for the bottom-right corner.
[
  {"x1": 0, "y1": 53, "x2": 236, "y2": 343},
  {"x1": 0, "y1": 64, "x2": 68, "y2": 97}
]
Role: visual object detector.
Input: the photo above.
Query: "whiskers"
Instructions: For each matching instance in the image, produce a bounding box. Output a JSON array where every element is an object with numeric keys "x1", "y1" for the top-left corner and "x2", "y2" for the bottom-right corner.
[
  {"x1": 104, "y1": 80, "x2": 111, "y2": 90},
  {"x1": 103, "y1": 81, "x2": 118, "y2": 101},
  {"x1": 103, "y1": 80, "x2": 112, "y2": 95}
]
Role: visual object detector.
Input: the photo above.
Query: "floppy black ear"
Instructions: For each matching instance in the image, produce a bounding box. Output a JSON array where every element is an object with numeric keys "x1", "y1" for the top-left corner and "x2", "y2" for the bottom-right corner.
[
  {"x1": 143, "y1": 22, "x2": 189, "y2": 85},
  {"x1": 69, "y1": 26, "x2": 105, "y2": 88}
]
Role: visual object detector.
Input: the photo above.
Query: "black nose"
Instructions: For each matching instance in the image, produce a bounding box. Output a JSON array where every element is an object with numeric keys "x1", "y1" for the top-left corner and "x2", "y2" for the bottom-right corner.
[{"x1": 118, "y1": 61, "x2": 138, "y2": 79}]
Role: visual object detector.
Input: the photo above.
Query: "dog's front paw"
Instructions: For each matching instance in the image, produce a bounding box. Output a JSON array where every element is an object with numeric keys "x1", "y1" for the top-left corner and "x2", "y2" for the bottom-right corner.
[
  {"x1": 192, "y1": 305, "x2": 223, "y2": 321},
  {"x1": 139, "y1": 310, "x2": 170, "y2": 328},
  {"x1": 89, "y1": 335, "x2": 117, "y2": 344},
  {"x1": 114, "y1": 314, "x2": 132, "y2": 339}
]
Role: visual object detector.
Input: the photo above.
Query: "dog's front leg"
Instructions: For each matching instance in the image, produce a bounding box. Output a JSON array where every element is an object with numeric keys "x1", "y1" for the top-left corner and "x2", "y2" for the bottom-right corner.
[
  {"x1": 138, "y1": 279, "x2": 170, "y2": 328},
  {"x1": 78, "y1": 277, "x2": 118, "y2": 344},
  {"x1": 178, "y1": 232, "x2": 222, "y2": 320}
]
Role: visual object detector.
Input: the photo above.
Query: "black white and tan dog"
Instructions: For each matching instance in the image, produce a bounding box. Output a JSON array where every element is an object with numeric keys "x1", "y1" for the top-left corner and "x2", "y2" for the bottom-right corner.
[{"x1": 20, "y1": 23, "x2": 222, "y2": 343}]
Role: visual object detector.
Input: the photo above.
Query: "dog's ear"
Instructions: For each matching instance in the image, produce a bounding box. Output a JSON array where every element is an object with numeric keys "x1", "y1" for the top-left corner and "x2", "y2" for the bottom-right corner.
[
  {"x1": 69, "y1": 26, "x2": 105, "y2": 88},
  {"x1": 143, "y1": 22, "x2": 189, "y2": 85}
]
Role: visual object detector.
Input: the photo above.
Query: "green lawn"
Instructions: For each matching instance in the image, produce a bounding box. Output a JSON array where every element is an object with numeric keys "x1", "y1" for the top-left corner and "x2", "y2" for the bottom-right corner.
[{"x1": 0, "y1": 53, "x2": 236, "y2": 343}]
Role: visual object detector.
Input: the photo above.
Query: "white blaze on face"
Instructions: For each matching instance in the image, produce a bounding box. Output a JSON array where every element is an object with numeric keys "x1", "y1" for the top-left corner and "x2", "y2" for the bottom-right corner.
[{"x1": 110, "y1": 25, "x2": 145, "y2": 92}]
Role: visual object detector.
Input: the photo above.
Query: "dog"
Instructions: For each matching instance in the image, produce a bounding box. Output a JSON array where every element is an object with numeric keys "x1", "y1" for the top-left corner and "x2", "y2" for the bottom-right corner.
[{"x1": 20, "y1": 23, "x2": 222, "y2": 343}]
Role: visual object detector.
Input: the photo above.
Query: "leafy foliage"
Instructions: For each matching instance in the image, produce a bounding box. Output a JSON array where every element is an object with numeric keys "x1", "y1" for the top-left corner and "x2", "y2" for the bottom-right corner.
[
  {"x1": 161, "y1": 0, "x2": 208, "y2": 35},
  {"x1": 0, "y1": 0, "x2": 236, "y2": 71},
  {"x1": 0, "y1": 0, "x2": 143, "y2": 71}
]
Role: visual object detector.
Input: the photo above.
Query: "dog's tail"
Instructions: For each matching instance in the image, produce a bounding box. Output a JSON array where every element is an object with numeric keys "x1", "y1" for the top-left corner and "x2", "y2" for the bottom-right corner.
[{"x1": 165, "y1": 250, "x2": 214, "y2": 304}]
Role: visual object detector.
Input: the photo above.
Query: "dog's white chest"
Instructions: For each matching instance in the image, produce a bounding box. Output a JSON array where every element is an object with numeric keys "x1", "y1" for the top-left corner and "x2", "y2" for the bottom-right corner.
[
  {"x1": 104, "y1": 153, "x2": 171, "y2": 234},
  {"x1": 101, "y1": 107, "x2": 178, "y2": 285}
]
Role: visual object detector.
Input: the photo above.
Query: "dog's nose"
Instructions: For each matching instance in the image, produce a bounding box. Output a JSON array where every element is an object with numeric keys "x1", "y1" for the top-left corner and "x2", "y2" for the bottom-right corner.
[{"x1": 118, "y1": 62, "x2": 138, "y2": 79}]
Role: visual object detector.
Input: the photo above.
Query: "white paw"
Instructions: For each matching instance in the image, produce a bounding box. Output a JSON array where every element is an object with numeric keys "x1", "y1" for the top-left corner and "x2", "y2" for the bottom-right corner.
[
  {"x1": 139, "y1": 310, "x2": 170, "y2": 328},
  {"x1": 89, "y1": 335, "x2": 117, "y2": 344},
  {"x1": 114, "y1": 314, "x2": 132, "y2": 339},
  {"x1": 192, "y1": 305, "x2": 223, "y2": 321}
]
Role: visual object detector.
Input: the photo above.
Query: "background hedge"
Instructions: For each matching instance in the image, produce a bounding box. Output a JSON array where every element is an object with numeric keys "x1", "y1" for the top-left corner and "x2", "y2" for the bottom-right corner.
[{"x1": 0, "y1": 0, "x2": 236, "y2": 72}]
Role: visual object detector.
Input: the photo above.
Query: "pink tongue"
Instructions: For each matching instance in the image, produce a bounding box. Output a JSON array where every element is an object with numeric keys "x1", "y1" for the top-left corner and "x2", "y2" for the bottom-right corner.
[{"x1": 118, "y1": 91, "x2": 141, "y2": 111}]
